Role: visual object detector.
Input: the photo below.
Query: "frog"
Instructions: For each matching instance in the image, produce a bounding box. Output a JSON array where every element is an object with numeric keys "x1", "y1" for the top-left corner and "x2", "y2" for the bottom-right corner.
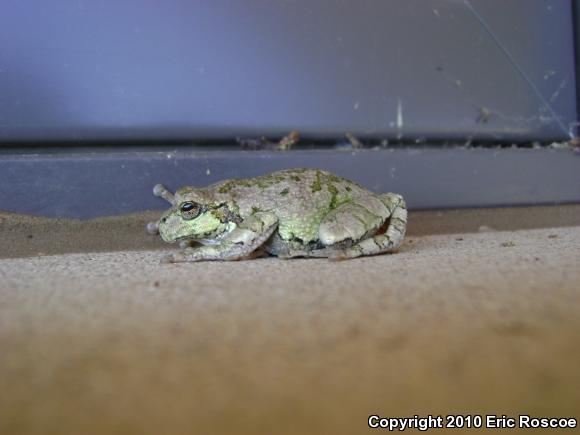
[{"x1": 147, "y1": 168, "x2": 407, "y2": 262}]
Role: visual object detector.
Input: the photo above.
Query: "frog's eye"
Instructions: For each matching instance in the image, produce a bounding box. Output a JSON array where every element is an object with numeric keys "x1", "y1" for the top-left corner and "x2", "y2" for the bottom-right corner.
[{"x1": 179, "y1": 201, "x2": 201, "y2": 220}]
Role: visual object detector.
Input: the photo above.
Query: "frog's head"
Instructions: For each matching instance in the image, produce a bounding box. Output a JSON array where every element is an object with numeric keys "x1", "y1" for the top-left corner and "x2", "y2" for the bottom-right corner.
[{"x1": 157, "y1": 188, "x2": 238, "y2": 243}]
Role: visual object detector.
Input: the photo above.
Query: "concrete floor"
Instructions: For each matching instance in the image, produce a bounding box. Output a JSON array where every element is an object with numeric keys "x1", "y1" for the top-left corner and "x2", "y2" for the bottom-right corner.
[{"x1": 1, "y1": 207, "x2": 580, "y2": 434}]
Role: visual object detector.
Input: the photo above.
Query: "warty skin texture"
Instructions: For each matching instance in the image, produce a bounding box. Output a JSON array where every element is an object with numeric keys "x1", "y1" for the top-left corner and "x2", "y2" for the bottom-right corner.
[{"x1": 148, "y1": 168, "x2": 407, "y2": 262}]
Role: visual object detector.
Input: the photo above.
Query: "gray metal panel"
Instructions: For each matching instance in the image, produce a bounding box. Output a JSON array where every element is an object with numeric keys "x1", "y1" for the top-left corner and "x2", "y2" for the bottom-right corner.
[
  {"x1": 1, "y1": 148, "x2": 579, "y2": 219},
  {"x1": 0, "y1": 0, "x2": 576, "y2": 143},
  {"x1": 573, "y1": 0, "x2": 580, "y2": 124}
]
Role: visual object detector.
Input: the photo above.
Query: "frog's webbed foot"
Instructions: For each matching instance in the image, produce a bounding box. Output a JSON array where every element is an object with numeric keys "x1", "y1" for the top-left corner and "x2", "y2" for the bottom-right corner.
[
  {"x1": 153, "y1": 183, "x2": 176, "y2": 205},
  {"x1": 162, "y1": 212, "x2": 278, "y2": 263}
]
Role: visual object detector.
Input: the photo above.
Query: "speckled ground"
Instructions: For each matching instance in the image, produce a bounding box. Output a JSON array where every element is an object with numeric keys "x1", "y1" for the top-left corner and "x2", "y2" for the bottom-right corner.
[{"x1": 1, "y1": 209, "x2": 579, "y2": 434}]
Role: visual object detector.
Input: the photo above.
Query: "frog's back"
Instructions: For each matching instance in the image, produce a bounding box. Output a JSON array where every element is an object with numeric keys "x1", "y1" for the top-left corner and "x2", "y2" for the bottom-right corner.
[
  {"x1": 210, "y1": 168, "x2": 370, "y2": 213},
  {"x1": 210, "y1": 168, "x2": 378, "y2": 243}
]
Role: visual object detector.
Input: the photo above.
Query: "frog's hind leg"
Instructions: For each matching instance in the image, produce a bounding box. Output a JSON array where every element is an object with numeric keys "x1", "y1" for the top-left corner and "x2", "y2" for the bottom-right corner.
[
  {"x1": 318, "y1": 199, "x2": 388, "y2": 246},
  {"x1": 337, "y1": 193, "x2": 407, "y2": 259},
  {"x1": 281, "y1": 199, "x2": 387, "y2": 259}
]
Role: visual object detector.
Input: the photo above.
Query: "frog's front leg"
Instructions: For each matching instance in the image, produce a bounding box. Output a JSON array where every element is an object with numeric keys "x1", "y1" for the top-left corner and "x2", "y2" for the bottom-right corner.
[
  {"x1": 163, "y1": 212, "x2": 278, "y2": 262},
  {"x1": 153, "y1": 184, "x2": 176, "y2": 205},
  {"x1": 147, "y1": 184, "x2": 176, "y2": 234}
]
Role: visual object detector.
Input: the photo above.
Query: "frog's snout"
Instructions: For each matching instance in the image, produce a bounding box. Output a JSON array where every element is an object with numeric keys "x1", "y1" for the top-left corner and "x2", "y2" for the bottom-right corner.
[{"x1": 157, "y1": 214, "x2": 187, "y2": 243}]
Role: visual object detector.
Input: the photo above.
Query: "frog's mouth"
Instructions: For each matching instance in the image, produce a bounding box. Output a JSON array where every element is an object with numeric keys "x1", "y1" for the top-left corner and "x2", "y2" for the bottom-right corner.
[
  {"x1": 159, "y1": 213, "x2": 235, "y2": 244},
  {"x1": 174, "y1": 235, "x2": 195, "y2": 243},
  {"x1": 158, "y1": 218, "x2": 195, "y2": 243}
]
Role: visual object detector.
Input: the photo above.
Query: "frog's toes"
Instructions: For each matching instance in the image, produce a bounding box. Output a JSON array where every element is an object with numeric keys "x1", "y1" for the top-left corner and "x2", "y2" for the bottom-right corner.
[
  {"x1": 160, "y1": 252, "x2": 184, "y2": 264},
  {"x1": 153, "y1": 184, "x2": 166, "y2": 196},
  {"x1": 153, "y1": 184, "x2": 175, "y2": 204},
  {"x1": 160, "y1": 254, "x2": 173, "y2": 264},
  {"x1": 146, "y1": 221, "x2": 159, "y2": 235},
  {"x1": 327, "y1": 250, "x2": 348, "y2": 261}
]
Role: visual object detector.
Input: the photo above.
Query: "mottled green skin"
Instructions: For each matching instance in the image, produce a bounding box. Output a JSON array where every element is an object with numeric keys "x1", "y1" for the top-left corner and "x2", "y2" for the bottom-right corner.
[{"x1": 152, "y1": 168, "x2": 407, "y2": 261}]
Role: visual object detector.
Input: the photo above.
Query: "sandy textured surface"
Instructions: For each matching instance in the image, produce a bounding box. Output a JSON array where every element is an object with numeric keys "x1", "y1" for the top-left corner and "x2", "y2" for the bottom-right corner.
[
  {"x1": 2, "y1": 205, "x2": 580, "y2": 259},
  {"x1": 1, "y1": 209, "x2": 580, "y2": 434}
]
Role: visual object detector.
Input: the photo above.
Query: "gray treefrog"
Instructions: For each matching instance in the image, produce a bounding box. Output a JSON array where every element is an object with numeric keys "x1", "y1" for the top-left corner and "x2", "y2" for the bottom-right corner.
[{"x1": 147, "y1": 168, "x2": 407, "y2": 262}]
